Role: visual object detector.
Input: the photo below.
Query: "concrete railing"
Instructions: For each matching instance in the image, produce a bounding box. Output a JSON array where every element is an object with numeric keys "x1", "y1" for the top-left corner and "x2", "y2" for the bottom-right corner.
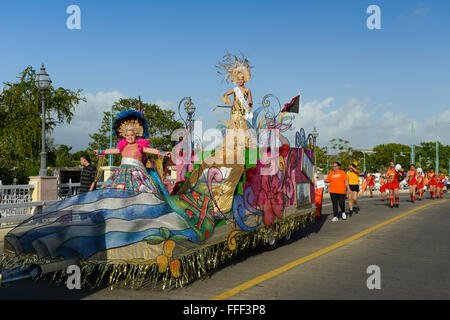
[
  {"x1": 0, "y1": 181, "x2": 104, "y2": 228},
  {"x1": 0, "y1": 184, "x2": 35, "y2": 218}
]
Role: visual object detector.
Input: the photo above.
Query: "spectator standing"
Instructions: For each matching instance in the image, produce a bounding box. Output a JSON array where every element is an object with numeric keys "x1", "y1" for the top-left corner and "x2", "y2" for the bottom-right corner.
[
  {"x1": 325, "y1": 162, "x2": 351, "y2": 222},
  {"x1": 79, "y1": 154, "x2": 97, "y2": 194}
]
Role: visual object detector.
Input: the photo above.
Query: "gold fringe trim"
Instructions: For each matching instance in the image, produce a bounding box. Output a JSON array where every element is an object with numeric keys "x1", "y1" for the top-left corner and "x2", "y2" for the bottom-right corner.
[{"x1": 0, "y1": 209, "x2": 315, "y2": 290}]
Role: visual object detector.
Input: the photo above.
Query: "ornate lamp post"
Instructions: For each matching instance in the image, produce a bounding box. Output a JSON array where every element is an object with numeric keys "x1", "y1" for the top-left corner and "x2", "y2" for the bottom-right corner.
[
  {"x1": 178, "y1": 97, "x2": 196, "y2": 163},
  {"x1": 35, "y1": 64, "x2": 52, "y2": 176},
  {"x1": 178, "y1": 97, "x2": 196, "y2": 139}
]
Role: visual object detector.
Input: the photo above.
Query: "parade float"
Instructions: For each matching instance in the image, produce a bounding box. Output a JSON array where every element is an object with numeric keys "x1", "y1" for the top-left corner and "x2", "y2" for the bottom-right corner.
[{"x1": 0, "y1": 54, "x2": 319, "y2": 289}]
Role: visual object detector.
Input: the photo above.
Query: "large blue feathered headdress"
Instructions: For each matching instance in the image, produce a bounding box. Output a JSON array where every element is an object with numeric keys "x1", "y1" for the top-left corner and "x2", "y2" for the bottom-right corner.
[{"x1": 113, "y1": 110, "x2": 149, "y2": 139}]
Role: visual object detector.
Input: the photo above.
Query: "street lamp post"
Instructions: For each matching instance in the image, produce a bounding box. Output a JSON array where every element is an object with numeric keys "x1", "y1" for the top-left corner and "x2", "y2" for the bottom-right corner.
[
  {"x1": 311, "y1": 127, "x2": 319, "y2": 176},
  {"x1": 361, "y1": 150, "x2": 373, "y2": 173},
  {"x1": 323, "y1": 146, "x2": 329, "y2": 172},
  {"x1": 178, "y1": 97, "x2": 196, "y2": 154},
  {"x1": 35, "y1": 64, "x2": 52, "y2": 177},
  {"x1": 434, "y1": 121, "x2": 450, "y2": 173},
  {"x1": 411, "y1": 121, "x2": 415, "y2": 164}
]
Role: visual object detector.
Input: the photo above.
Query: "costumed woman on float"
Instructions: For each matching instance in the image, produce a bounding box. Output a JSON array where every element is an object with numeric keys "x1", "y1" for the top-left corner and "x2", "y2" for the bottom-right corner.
[{"x1": 94, "y1": 110, "x2": 171, "y2": 194}]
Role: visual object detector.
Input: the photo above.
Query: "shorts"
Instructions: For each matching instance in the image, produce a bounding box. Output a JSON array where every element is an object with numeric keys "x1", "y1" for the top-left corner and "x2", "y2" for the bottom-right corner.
[{"x1": 349, "y1": 184, "x2": 359, "y2": 192}]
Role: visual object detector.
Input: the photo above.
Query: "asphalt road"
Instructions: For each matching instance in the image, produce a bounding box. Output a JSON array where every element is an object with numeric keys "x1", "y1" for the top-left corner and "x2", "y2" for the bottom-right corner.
[{"x1": 1, "y1": 193, "x2": 449, "y2": 300}]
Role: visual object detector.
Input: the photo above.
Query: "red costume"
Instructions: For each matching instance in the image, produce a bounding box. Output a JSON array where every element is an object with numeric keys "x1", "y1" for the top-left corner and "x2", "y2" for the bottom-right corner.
[
  {"x1": 387, "y1": 169, "x2": 399, "y2": 190},
  {"x1": 380, "y1": 178, "x2": 387, "y2": 192},
  {"x1": 417, "y1": 176, "x2": 424, "y2": 189},
  {"x1": 428, "y1": 172, "x2": 437, "y2": 185},
  {"x1": 407, "y1": 169, "x2": 417, "y2": 185},
  {"x1": 367, "y1": 175, "x2": 375, "y2": 187},
  {"x1": 387, "y1": 168, "x2": 400, "y2": 207},
  {"x1": 416, "y1": 175, "x2": 424, "y2": 200},
  {"x1": 380, "y1": 177, "x2": 387, "y2": 201}
]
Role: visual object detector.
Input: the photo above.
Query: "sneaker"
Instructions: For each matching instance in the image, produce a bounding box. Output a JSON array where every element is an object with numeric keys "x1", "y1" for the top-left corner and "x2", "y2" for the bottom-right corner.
[
  {"x1": 341, "y1": 212, "x2": 347, "y2": 220},
  {"x1": 331, "y1": 217, "x2": 338, "y2": 222},
  {"x1": 395, "y1": 204, "x2": 399, "y2": 208}
]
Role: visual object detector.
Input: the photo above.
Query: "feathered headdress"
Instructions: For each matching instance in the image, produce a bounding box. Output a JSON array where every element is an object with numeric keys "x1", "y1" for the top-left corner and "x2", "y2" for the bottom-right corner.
[
  {"x1": 113, "y1": 110, "x2": 149, "y2": 140},
  {"x1": 216, "y1": 51, "x2": 253, "y2": 84}
]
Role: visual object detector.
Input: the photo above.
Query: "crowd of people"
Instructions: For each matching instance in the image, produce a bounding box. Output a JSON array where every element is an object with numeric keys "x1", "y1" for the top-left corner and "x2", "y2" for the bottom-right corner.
[{"x1": 324, "y1": 160, "x2": 448, "y2": 222}]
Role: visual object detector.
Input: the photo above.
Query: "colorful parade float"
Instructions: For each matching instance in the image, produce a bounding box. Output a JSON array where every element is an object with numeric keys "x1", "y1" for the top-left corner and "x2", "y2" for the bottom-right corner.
[{"x1": 0, "y1": 54, "x2": 319, "y2": 289}]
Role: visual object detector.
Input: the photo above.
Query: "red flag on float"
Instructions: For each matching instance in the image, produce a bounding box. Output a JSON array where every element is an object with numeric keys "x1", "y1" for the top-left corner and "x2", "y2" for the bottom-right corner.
[{"x1": 282, "y1": 94, "x2": 300, "y2": 113}]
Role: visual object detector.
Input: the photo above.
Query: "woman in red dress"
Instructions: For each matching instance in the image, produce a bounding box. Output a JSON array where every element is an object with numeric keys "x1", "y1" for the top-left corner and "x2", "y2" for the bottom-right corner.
[
  {"x1": 406, "y1": 163, "x2": 417, "y2": 203},
  {"x1": 428, "y1": 169, "x2": 437, "y2": 199},
  {"x1": 436, "y1": 172, "x2": 445, "y2": 199},
  {"x1": 379, "y1": 175, "x2": 387, "y2": 201},
  {"x1": 386, "y1": 161, "x2": 403, "y2": 208},
  {"x1": 416, "y1": 168, "x2": 425, "y2": 201},
  {"x1": 367, "y1": 173, "x2": 375, "y2": 197}
]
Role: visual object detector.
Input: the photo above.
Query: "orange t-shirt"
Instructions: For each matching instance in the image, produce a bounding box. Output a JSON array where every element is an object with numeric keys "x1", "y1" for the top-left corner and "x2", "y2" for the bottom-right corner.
[{"x1": 327, "y1": 170, "x2": 348, "y2": 194}]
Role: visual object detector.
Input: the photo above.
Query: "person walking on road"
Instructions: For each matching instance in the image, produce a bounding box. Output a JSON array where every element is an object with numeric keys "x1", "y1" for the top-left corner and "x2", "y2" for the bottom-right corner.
[
  {"x1": 406, "y1": 163, "x2": 417, "y2": 203},
  {"x1": 428, "y1": 169, "x2": 437, "y2": 199},
  {"x1": 325, "y1": 162, "x2": 351, "y2": 222},
  {"x1": 347, "y1": 162, "x2": 360, "y2": 215},
  {"x1": 367, "y1": 173, "x2": 375, "y2": 197},
  {"x1": 386, "y1": 160, "x2": 403, "y2": 208},
  {"x1": 416, "y1": 168, "x2": 425, "y2": 201}
]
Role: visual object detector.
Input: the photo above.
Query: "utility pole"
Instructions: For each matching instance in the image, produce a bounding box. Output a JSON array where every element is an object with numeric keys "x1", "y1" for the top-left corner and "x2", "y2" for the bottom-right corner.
[
  {"x1": 434, "y1": 121, "x2": 450, "y2": 173},
  {"x1": 411, "y1": 121, "x2": 415, "y2": 164}
]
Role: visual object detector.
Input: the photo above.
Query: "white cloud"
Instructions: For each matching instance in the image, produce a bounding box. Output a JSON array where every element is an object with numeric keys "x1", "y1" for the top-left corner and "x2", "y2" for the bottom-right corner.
[
  {"x1": 299, "y1": 97, "x2": 449, "y2": 150},
  {"x1": 398, "y1": 4, "x2": 431, "y2": 20},
  {"x1": 50, "y1": 91, "x2": 450, "y2": 152},
  {"x1": 51, "y1": 90, "x2": 126, "y2": 151},
  {"x1": 411, "y1": 7, "x2": 430, "y2": 17},
  {"x1": 154, "y1": 99, "x2": 174, "y2": 110}
]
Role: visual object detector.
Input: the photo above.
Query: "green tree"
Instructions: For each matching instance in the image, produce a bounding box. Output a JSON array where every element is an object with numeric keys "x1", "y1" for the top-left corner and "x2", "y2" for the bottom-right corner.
[
  {"x1": 369, "y1": 143, "x2": 411, "y2": 172},
  {"x1": 0, "y1": 66, "x2": 85, "y2": 183},
  {"x1": 54, "y1": 144, "x2": 75, "y2": 167},
  {"x1": 88, "y1": 98, "x2": 183, "y2": 166}
]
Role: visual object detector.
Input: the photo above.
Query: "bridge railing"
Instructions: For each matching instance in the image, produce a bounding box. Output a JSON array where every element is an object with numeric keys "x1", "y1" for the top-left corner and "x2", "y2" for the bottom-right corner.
[{"x1": 0, "y1": 181, "x2": 104, "y2": 228}]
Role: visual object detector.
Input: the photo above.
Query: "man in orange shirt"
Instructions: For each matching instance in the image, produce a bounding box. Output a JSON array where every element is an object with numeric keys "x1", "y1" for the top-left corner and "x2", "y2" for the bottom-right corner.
[
  {"x1": 386, "y1": 160, "x2": 403, "y2": 208},
  {"x1": 325, "y1": 162, "x2": 351, "y2": 222}
]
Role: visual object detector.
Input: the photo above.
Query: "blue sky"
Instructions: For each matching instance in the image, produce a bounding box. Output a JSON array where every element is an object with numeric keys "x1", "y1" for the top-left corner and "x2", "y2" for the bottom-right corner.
[{"x1": 1, "y1": 0, "x2": 449, "y2": 151}]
